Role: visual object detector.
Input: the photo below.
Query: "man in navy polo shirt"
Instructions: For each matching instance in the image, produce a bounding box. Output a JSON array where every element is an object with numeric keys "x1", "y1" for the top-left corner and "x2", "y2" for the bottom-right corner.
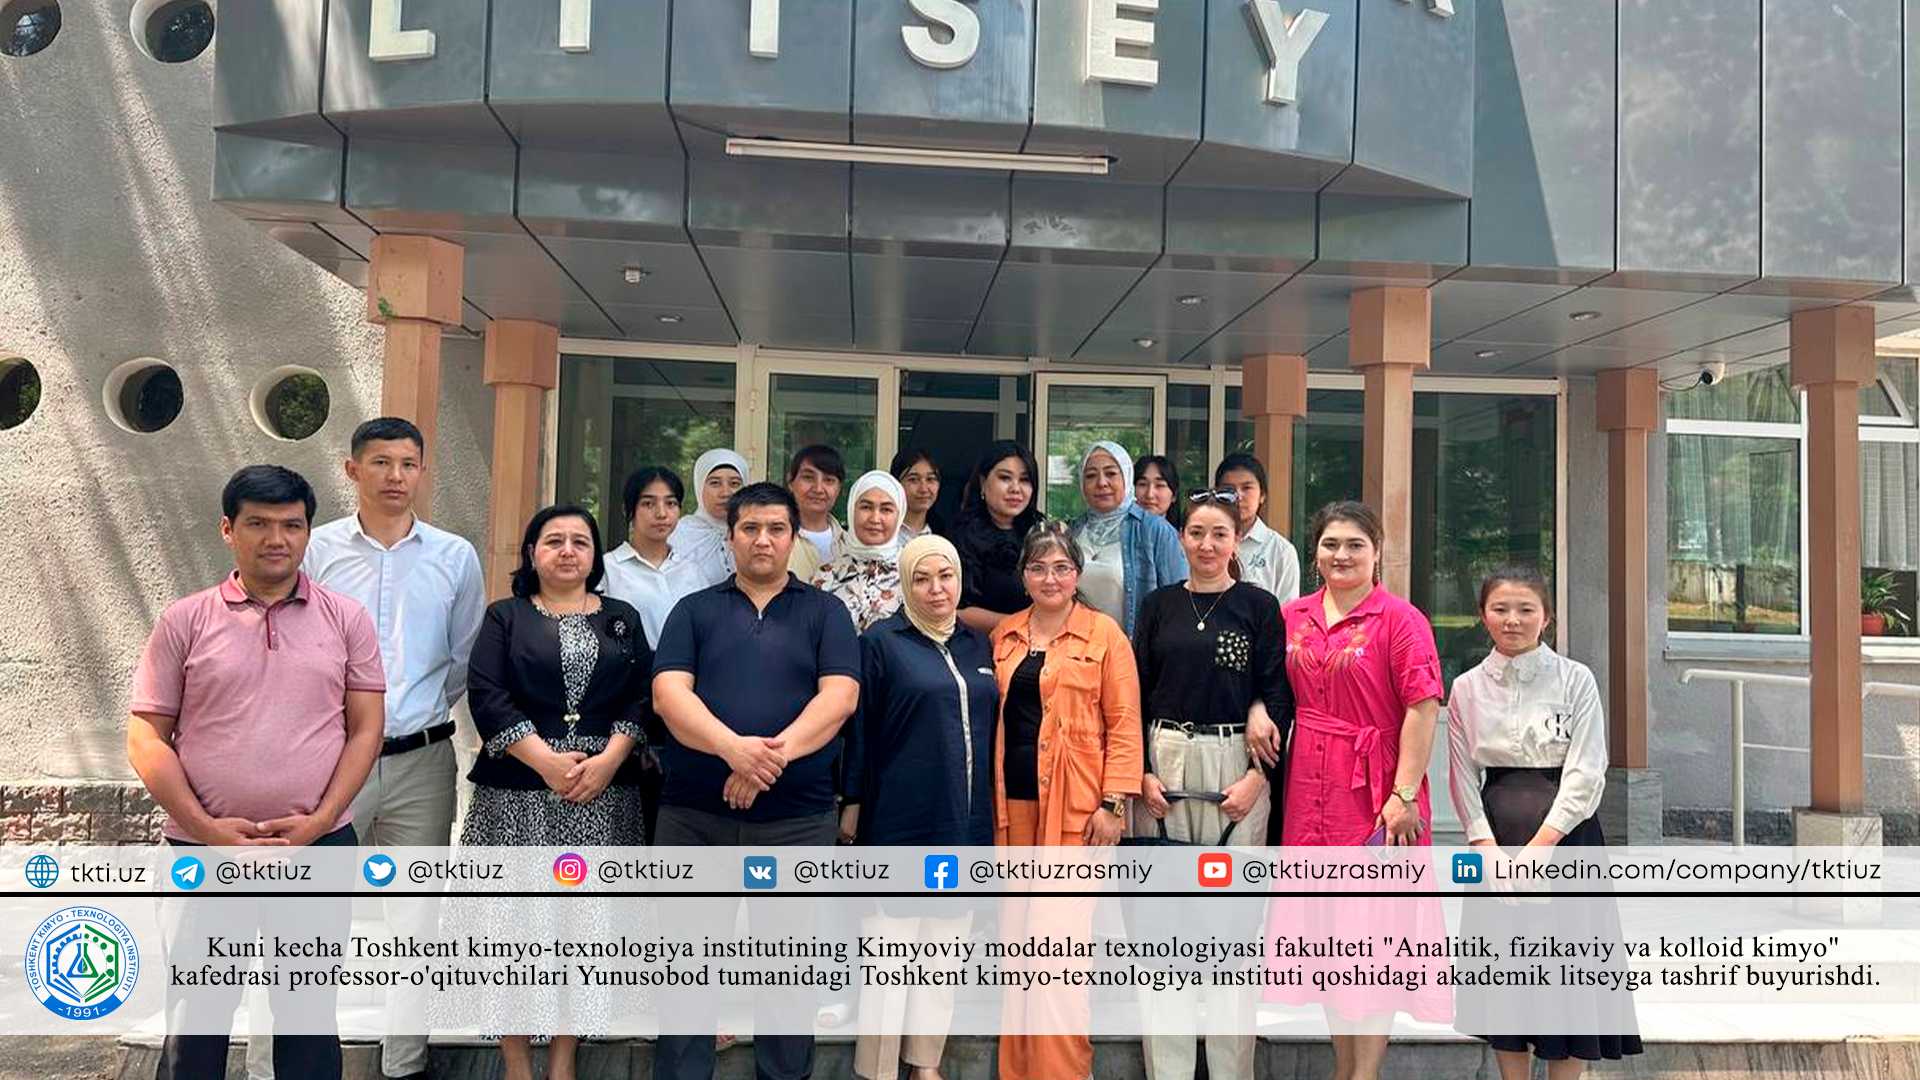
[{"x1": 651, "y1": 481, "x2": 860, "y2": 1080}]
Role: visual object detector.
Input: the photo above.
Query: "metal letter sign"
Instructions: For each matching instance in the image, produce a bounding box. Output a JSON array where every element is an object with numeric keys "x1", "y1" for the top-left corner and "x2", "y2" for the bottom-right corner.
[
  {"x1": 902, "y1": 0, "x2": 982, "y2": 69},
  {"x1": 1087, "y1": 0, "x2": 1160, "y2": 87},
  {"x1": 1404, "y1": 0, "x2": 1454, "y2": 16},
  {"x1": 559, "y1": 0, "x2": 591, "y2": 51},
  {"x1": 369, "y1": 0, "x2": 436, "y2": 61},
  {"x1": 749, "y1": 0, "x2": 780, "y2": 58},
  {"x1": 1243, "y1": 1, "x2": 1327, "y2": 106}
]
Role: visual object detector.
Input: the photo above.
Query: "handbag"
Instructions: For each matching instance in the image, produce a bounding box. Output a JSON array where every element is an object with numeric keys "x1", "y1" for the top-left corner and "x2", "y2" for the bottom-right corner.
[{"x1": 1119, "y1": 790, "x2": 1238, "y2": 847}]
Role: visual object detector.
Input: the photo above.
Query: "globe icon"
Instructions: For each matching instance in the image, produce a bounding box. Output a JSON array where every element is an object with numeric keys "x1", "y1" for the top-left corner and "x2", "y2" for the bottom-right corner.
[{"x1": 24, "y1": 854, "x2": 59, "y2": 889}]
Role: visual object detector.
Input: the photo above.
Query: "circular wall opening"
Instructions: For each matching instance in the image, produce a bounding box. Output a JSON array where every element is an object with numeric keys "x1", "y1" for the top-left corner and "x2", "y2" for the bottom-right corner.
[
  {"x1": 0, "y1": 357, "x2": 40, "y2": 430},
  {"x1": 1, "y1": 1, "x2": 60, "y2": 58},
  {"x1": 250, "y1": 366, "x2": 330, "y2": 442},
  {"x1": 103, "y1": 358, "x2": 184, "y2": 434},
  {"x1": 130, "y1": 0, "x2": 213, "y2": 63}
]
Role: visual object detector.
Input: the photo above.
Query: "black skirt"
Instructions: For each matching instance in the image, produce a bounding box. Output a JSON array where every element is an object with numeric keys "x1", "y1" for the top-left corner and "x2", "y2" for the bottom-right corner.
[{"x1": 1463, "y1": 767, "x2": 1645, "y2": 1062}]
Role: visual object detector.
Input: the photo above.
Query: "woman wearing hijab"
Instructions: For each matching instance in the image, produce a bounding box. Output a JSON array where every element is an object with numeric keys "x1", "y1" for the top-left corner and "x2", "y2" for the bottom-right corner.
[
  {"x1": 667, "y1": 448, "x2": 748, "y2": 589},
  {"x1": 1070, "y1": 440, "x2": 1187, "y2": 637},
  {"x1": 813, "y1": 470, "x2": 909, "y2": 633},
  {"x1": 841, "y1": 535, "x2": 997, "y2": 1080}
]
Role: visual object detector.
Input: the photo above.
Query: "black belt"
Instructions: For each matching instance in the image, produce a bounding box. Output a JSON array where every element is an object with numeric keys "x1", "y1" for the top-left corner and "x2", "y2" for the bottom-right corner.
[
  {"x1": 382, "y1": 721, "x2": 455, "y2": 757},
  {"x1": 1151, "y1": 719, "x2": 1247, "y2": 737}
]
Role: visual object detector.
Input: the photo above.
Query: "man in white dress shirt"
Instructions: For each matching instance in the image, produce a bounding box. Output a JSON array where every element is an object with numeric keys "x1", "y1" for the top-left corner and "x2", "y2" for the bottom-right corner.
[
  {"x1": 296, "y1": 416, "x2": 484, "y2": 1080},
  {"x1": 1214, "y1": 452, "x2": 1301, "y2": 603}
]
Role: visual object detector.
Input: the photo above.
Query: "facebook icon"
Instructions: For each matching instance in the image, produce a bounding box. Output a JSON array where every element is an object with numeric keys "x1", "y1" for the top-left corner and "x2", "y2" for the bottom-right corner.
[
  {"x1": 1451, "y1": 852, "x2": 1484, "y2": 885},
  {"x1": 743, "y1": 855, "x2": 778, "y2": 889},
  {"x1": 923, "y1": 854, "x2": 960, "y2": 890}
]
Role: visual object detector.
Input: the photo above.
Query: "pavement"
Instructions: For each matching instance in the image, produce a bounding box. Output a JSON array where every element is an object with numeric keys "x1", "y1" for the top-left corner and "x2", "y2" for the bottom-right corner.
[{"x1": 0, "y1": 1036, "x2": 118, "y2": 1079}]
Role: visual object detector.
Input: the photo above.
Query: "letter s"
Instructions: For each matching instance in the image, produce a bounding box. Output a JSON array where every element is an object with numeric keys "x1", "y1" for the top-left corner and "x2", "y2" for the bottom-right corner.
[{"x1": 902, "y1": 0, "x2": 981, "y2": 70}]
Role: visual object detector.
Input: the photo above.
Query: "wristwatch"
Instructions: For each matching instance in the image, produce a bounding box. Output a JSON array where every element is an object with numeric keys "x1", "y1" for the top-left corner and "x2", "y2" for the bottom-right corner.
[
  {"x1": 1391, "y1": 784, "x2": 1419, "y2": 806},
  {"x1": 1100, "y1": 794, "x2": 1129, "y2": 818}
]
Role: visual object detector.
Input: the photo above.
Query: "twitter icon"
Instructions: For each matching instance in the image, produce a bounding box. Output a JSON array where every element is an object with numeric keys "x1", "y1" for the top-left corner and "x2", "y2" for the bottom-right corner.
[{"x1": 363, "y1": 854, "x2": 397, "y2": 888}]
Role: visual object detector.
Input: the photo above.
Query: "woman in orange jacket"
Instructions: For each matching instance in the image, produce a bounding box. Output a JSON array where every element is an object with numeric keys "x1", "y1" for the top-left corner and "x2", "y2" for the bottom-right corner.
[{"x1": 990, "y1": 520, "x2": 1144, "y2": 1080}]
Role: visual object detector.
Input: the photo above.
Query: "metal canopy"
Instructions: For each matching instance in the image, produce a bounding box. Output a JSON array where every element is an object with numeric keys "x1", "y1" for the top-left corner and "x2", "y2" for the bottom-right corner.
[{"x1": 212, "y1": 0, "x2": 1920, "y2": 376}]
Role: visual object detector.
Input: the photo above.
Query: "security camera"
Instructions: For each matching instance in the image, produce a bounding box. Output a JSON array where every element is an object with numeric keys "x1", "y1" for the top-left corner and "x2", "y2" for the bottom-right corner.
[{"x1": 1698, "y1": 361, "x2": 1728, "y2": 387}]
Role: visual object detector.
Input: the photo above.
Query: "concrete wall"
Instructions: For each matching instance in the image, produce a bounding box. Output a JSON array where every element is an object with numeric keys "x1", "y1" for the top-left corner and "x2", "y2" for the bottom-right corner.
[{"x1": 0, "y1": 1, "x2": 494, "y2": 786}]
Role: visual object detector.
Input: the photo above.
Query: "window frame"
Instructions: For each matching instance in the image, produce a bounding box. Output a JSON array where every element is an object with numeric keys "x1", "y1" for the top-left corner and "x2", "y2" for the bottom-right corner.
[{"x1": 1665, "y1": 354, "x2": 1920, "y2": 650}]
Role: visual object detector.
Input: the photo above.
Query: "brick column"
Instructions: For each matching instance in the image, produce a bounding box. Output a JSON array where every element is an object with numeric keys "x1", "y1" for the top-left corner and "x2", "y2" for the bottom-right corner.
[
  {"x1": 1348, "y1": 287, "x2": 1430, "y2": 596},
  {"x1": 366, "y1": 234, "x2": 464, "y2": 519},
  {"x1": 1240, "y1": 354, "x2": 1308, "y2": 529},
  {"x1": 483, "y1": 320, "x2": 561, "y2": 600},
  {"x1": 1595, "y1": 368, "x2": 1658, "y2": 771},
  {"x1": 1790, "y1": 306, "x2": 1874, "y2": 818}
]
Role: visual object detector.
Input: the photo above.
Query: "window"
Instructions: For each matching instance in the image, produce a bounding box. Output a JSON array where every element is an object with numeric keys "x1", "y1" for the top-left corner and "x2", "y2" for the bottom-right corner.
[
  {"x1": 251, "y1": 368, "x2": 329, "y2": 441},
  {"x1": 104, "y1": 358, "x2": 183, "y2": 434},
  {"x1": 1222, "y1": 384, "x2": 1255, "y2": 461},
  {"x1": 1666, "y1": 357, "x2": 1920, "y2": 640},
  {"x1": 1292, "y1": 387, "x2": 1559, "y2": 684},
  {"x1": 897, "y1": 371, "x2": 1029, "y2": 527},
  {"x1": 557, "y1": 357, "x2": 736, "y2": 535},
  {"x1": 1165, "y1": 382, "x2": 1209, "y2": 500},
  {"x1": 132, "y1": 0, "x2": 213, "y2": 63},
  {"x1": 1667, "y1": 435, "x2": 1802, "y2": 634},
  {"x1": 768, "y1": 372, "x2": 878, "y2": 518},
  {"x1": 0, "y1": 357, "x2": 39, "y2": 430},
  {"x1": 1863, "y1": 357, "x2": 1920, "y2": 638},
  {"x1": 1, "y1": 1, "x2": 59, "y2": 58}
]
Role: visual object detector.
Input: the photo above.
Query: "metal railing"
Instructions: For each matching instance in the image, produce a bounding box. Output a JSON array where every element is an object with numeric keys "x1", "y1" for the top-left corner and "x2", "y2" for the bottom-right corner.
[{"x1": 1677, "y1": 669, "x2": 1920, "y2": 846}]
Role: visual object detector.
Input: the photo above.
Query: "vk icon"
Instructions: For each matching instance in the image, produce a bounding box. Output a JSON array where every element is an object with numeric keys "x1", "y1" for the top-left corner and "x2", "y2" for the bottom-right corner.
[
  {"x1": 170, "y1": 855, "x2": 205, "y2": 891},
  {"x1": 363, "y1": 854, "x2": 397, "y2": 888},
  {"x1": 743, "y1": 856, "x2": 778, "y2": 890},
  {"x1": 1451, "y1": 852, "x2": 1484, "y2": 885},
  {"x1": 923, "y1": 854, "x2": 960, "y2": 890}
]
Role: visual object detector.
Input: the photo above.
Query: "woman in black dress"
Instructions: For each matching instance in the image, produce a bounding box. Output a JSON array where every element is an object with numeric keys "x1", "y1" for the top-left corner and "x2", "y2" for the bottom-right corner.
[
  {"x1": 950, "y1": 440, "x2": 1041, "y2": 634},
  {"x1": 461, "y1": 505, "x2": 652, "y2": 1080}
]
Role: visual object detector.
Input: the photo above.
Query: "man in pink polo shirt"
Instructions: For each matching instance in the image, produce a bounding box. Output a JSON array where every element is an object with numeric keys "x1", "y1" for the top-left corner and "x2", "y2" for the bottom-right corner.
[{"x1": 128, "y1": 464, "x2": 384, "y2": 1080}]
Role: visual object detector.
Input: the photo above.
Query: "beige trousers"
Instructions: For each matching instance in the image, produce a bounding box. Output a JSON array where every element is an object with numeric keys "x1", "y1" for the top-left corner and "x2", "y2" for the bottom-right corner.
[
  {"x1": 853, "y1": 911, "x2": 972, "y2": 1080},
  {"x1": 1138, "y1": 724, "x2": 1265, "y2": 1080}
]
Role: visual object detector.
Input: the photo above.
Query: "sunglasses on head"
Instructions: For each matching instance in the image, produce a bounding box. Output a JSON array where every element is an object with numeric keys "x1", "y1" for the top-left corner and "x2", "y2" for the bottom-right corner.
[{"x1": 1187, "y1": 487, "x2": 1241, "y2": 504}]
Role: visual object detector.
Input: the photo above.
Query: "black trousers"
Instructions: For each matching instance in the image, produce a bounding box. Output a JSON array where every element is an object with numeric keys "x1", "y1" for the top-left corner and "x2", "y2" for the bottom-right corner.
[
  {"x1": 651, "y1": 805, "x2": 837, "y2": 1080},
  {"x1": 159, "y1": 824, "x2": 357, "y2": 1080}
]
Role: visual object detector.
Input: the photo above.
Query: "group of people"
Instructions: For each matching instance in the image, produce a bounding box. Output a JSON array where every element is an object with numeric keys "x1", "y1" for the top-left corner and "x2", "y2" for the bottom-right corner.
[{"x1": 127, "y1": 417, "x2": 1639, "y2": 1080}]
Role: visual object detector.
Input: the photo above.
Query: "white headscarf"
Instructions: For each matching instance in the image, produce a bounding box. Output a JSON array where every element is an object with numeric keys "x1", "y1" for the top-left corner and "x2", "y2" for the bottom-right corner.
[
  {"x1": 1074, "y1": 440, "x2": 1136, "y2": 547},
  {"x1": 669, "y1": 448, "x2": 748, "y2": 566},
  {"x1": 842, "y1": 470, "x2": 908, "y2": 561}
]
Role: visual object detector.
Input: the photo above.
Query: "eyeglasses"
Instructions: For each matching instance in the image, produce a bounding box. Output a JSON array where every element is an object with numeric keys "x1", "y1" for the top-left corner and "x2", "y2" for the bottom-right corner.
[
  {"x1": 1023, "y1": 561, "x2": 1080, "y2": 580},
  {"x1": 1187, "y1": 487, "x2": 1241, "y2": 504}
]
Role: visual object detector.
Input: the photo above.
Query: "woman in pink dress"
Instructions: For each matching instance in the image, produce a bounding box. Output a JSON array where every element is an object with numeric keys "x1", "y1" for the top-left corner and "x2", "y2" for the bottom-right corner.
[{"x1": 1248, "y1": 500, "x2": 1448, "y2": 1080}]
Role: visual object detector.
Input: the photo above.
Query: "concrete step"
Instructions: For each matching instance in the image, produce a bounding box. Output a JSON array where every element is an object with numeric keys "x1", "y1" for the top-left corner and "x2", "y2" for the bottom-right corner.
[{"x1": 114, "y1": 1036, "x2": 1920, "y2": 1079}]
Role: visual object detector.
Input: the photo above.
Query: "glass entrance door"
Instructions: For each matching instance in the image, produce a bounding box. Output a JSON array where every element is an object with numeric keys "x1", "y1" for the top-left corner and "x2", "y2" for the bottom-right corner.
[
  {"x1": 754, "y1": 359, "x2": 895, "y2": 517},
  {"x1": 1034, "y1": 374, "x2": 1166, "y2": 518}
]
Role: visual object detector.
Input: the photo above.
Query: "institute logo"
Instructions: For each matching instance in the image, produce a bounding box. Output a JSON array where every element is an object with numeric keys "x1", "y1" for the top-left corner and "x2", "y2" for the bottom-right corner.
[
  {"x1": 553, "y1": 852, "x2": 589, "y2": 887},
  {"x1": 24, "y1": 853, "x2": 59, "y2": 890},
  {"x1": 24, "y1": 906, "x2": 140, "y2": 1021}
]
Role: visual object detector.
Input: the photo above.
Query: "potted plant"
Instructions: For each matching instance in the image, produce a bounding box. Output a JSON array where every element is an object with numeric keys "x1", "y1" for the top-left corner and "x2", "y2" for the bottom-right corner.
[{"x1": 1861, "y1": 570, "x2": 1912, "y2": 637}]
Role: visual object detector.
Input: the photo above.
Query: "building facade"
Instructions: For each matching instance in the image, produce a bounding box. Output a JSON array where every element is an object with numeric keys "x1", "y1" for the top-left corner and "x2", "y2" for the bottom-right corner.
[{"x1": 0, "y1": 0, "x2": 1914, "y2": 843}]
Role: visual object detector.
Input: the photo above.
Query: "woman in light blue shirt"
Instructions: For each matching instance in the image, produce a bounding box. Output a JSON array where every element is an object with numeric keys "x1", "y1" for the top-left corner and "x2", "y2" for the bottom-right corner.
[{"x1": 1069, "y1": 440, "x2": 1187, "y2": 637}]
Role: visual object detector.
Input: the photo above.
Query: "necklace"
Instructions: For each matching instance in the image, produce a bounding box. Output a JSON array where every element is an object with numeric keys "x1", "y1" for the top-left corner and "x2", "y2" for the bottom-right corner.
[
  {"x1": 1187, "y1": 583, "x2": 1229, "y2": 631},
  {"x1": 1027, "y1": 603, "x2": 1073, "y2": 654}
]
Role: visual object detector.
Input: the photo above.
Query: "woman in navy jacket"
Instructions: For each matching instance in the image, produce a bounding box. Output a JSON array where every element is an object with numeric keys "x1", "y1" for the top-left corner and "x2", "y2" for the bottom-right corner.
[{"x1": 841, "y1": 534, "x2": 997, "y2": 1080}]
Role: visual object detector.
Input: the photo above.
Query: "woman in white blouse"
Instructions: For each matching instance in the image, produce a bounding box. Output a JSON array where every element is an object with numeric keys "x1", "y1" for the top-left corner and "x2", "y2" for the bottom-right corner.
[{"x1": 1446, "y1": 566, "x2": 1642, "y2": 1078}]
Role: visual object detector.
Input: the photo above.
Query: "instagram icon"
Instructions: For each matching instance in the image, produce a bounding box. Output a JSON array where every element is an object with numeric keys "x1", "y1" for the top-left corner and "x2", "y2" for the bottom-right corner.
[{"x1": 553, "y1": 852, "x2": 589, "y2": 887}]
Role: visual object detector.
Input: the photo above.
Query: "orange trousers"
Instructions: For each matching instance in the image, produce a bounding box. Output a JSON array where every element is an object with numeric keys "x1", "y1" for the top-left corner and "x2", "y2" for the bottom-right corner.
[{"x1": 998, "y1": 799, "x2": 1094, "y2": 1080}]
